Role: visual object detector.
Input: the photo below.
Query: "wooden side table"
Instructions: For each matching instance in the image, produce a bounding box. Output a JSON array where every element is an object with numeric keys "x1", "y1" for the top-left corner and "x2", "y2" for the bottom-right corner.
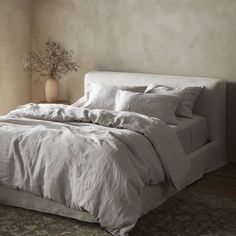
[{"x1": 38, "y1": 100, "x2": 71, "y2": 105}]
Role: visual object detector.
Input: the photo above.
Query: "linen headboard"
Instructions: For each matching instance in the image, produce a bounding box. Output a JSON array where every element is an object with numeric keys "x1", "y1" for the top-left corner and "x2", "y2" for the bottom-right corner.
[{"x1": 84, "y1": 71, "x2": 226, "y2": 145}]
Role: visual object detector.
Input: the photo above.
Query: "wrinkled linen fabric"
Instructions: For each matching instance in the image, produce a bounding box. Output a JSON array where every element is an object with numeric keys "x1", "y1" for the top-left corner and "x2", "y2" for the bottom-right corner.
[
  {"x1": 145, "y1": 84, "x2": 203, "y2": 118},
  {"x1": 0, "y1": 104, "x2": 190, "y2": 236},
  {"x1": 82, "y1": 83, "x2": 146, "y2": 110},
  {"x1": 114, "y1": 90, "x2": 181, "y2": 125}
]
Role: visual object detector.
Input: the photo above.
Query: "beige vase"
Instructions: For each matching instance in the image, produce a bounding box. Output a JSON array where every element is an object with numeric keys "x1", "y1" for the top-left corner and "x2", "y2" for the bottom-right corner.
[{"x1": 45, "y1": 77, "x2": 59, "y2": 103}]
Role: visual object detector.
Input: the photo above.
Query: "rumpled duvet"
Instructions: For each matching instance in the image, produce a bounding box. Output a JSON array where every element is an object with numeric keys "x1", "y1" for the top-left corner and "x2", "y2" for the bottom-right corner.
[{"x1": 0, "y1": 104, "x2": 190, "y2": 235}]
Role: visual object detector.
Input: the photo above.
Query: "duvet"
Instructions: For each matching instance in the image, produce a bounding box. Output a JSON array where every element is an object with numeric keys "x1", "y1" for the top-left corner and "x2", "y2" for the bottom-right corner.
[{"x1": 0, "y1": 104, "x2": 190, "y2": 236}]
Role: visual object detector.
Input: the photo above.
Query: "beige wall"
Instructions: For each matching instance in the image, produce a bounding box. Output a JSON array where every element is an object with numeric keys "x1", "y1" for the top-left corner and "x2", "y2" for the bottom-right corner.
[
  {"x1": 31, "y1": 0, "x2": 236, "y2": 99},
  {"x1": 0, "y1": 0, "x2": 31, "y2": 115},
  {"x1": 31, "y1": 0, "x2": 236, "y2": 161}
]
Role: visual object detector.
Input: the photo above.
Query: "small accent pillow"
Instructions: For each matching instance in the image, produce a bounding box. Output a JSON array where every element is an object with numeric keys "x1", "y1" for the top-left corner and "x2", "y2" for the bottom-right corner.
[
  {"x1": 114, "y1": 90, "x2": 181, "y2": 124},
  {"x1": 145, "y1": 85, "x2": 203, "y2": 118},
  {"x1": 82, "y1": 83, "x2": 146, "y2": 110}
]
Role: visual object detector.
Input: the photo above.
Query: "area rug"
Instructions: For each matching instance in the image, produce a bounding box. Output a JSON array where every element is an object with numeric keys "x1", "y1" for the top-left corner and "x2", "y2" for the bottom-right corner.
[{"x1": 0, "y1": 190, "x2": 236, "y2": 236}]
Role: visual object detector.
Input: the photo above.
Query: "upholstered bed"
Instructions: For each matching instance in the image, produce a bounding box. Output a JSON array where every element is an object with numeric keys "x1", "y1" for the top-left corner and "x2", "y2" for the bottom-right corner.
[{"x1": 0, "y1": 71, "x2": 227, "y2": 235}]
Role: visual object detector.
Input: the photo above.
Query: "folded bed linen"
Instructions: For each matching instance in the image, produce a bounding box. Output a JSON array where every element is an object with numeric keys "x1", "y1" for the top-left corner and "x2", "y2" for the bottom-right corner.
[{"x1": 0, "y1": 104, "x2": 190, "y2": 236}]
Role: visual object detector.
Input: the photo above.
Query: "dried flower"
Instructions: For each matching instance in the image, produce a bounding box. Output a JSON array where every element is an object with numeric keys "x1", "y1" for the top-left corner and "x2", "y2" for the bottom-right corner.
[{"x1": 23, "y1": 41, "x2": 79, "y2": 80}]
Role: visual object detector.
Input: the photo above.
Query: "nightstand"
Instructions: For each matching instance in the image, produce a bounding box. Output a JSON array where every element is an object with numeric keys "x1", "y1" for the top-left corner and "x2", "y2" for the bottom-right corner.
[{"x1": 39, "y1": 100, "x2": 71, "y2": 105}]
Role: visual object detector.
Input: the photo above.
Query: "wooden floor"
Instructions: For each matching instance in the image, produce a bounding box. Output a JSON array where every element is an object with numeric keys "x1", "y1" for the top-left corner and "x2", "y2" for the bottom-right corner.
[{"x1": 188, "y1": 162, "x2": 236, "y2": 197}]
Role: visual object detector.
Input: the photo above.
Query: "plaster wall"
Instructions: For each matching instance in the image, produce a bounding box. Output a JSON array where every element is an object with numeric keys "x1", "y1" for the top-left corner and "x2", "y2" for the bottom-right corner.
[{"x1": 0, "y1": 0, "x2": 31, "y2": 115}]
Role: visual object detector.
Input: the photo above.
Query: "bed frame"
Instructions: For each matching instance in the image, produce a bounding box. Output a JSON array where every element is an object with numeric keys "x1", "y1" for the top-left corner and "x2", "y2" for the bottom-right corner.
[{"x1": 0, "y1": 71, "x2": 227, "y2": 223}]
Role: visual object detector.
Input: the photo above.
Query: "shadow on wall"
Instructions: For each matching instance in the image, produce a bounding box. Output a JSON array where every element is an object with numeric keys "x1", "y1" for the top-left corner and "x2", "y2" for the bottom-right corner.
[{"x1": 226, "y1": 82, "x2": 236, "y2": 162}]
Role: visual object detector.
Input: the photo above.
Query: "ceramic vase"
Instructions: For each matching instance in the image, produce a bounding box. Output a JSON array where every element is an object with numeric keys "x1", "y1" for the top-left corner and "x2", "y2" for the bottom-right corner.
[{"x1": 45, "y1": 77, "x2": 58, "y2": 103}]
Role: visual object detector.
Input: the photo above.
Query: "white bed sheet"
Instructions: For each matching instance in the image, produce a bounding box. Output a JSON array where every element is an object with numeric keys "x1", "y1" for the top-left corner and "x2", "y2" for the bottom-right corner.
[{"x1": 171, "y1": 114, "x2": 208, "y2": 154}]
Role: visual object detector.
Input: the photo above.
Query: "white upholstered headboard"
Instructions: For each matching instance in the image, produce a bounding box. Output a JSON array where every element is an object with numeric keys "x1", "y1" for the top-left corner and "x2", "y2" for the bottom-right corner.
[{"x1": 85, "y1": 71, "x2": 226, "y2": 145}]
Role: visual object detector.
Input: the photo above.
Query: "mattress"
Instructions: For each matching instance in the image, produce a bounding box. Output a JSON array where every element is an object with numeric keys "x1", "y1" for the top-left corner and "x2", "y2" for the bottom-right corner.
[{"x1": 171, "y1": 114, "x2": 208, "y2": 154}]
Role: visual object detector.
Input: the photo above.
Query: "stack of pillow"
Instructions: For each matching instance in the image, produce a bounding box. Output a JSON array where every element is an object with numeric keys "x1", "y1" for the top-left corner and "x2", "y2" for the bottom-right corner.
[{"x1": 72, "y1": 83, "x2": 203, "y2": 125}]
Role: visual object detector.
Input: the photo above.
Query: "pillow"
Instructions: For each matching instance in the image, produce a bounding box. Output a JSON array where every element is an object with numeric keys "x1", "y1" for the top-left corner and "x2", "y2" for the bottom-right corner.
[
  {"x1": 114, "y1": 90, "x2": 181, "y2": 124},
  {"x1": 82, "y1": 83, "x2": 146, "y2": 110},
  {"x1": 145, "y1": 85, "x2": 203, "y2": 118},
  {"x1": 72, "y1": 95, "x2": 87, "y2": 107}
]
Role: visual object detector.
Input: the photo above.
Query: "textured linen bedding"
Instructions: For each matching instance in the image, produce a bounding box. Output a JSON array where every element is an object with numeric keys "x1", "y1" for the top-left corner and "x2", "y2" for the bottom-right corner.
[
  {"x1": 172, "y1": 115, "x2": 208, "y2": 154},
  {"x1": 0, "y1": 104, "x2": 190, "y2": 236}
]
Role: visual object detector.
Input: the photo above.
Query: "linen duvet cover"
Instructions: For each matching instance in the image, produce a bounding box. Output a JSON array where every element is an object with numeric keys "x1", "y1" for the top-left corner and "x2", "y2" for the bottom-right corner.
[{"x1": 0, "y1": 104, "x2": 190, "y2": 235}]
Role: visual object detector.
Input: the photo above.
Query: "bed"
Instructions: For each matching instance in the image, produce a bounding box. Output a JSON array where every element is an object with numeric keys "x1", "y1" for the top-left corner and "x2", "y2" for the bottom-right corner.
[{"x1": 0, "y1": 71, "x2": 227, "y2": 235}]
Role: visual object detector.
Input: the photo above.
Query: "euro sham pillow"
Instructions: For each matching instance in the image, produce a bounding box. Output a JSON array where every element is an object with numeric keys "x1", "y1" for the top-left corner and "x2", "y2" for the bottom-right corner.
[
  {"x1": 114, "y1": 90, "x2": 181, "y2": 124},
  {"x1": 145, "y1": 85, "x2": 203, "y2": 118},
  {"x1": 81, "y1": 83, "x2": 146, "y2": 110}
]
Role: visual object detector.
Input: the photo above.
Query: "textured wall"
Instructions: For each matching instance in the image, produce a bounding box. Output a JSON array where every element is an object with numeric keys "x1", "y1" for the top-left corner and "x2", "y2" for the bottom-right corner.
[
  {"x1": 0, "y1": 0, "x2": 31, "y2": 115},
  {"x1": 31, "y1": 0, "x2": 236, "y2": 161}
]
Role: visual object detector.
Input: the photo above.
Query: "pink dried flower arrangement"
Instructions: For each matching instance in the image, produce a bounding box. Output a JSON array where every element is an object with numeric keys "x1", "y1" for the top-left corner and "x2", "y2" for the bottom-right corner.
[{"x1": 23, "y1": 41, "x2": 79, "y2": 80}]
